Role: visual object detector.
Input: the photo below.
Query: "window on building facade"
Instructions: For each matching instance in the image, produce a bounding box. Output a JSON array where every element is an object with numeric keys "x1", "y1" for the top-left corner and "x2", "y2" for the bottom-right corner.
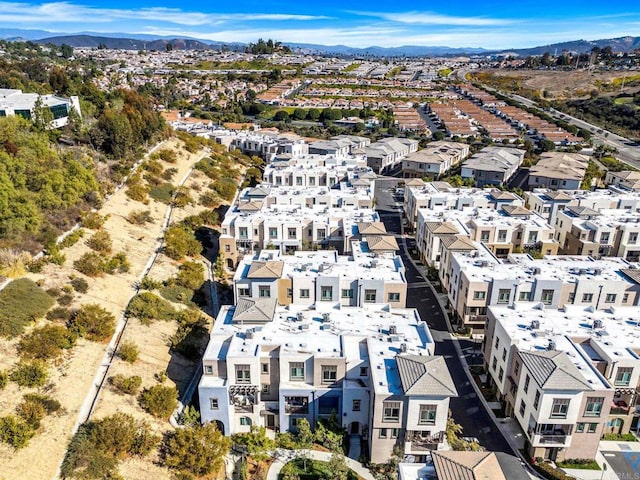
[
  {"x1": 615, "y1": 368, "x2": 632, "y2": 386},
  {"x1": 353, "y1": 399, "x2": 361, "y2": 411},
  {"x1": 239, "y1": 227, "x2": 248, "y2": 239},
  {"x1": 498, "y1": 367, "x2": 504, "y2": 382},
  {"x1": 288, "y1": 228, "x2": 297, "y2": 239},
  {"x1": 605, "y1": 293, "x2": 617, "y2": 303},
  {"x1": 502, "y1": 348, "x2": 507, "y2": 361},
  {"x1": 519, "y1": 400, "x2": 526, "y2": 416},
  {"x1": 498, "y1": 289, "x2": 510, "y2": 304},
  {"x1": 541, "y1": 289, "x2": 554, "y2": 305},
  {"x1": 383, "y1": 401, "x2": 400, "y2": 422},
  {"x1": 524, "y1": 374, "x2": 530, "y2": 393},
  {"x1": 584, "y1": 397, "x2": 604, "y2": 417},
  {"x1": 364, "y1": 289, "x2": 377, "y2": 303},
  {"x1": 240, "y1": 417, "x2": 252, "y2": 426},
  {"x1": 322, "y1": 365, "x2": 338, "y2": 384},
  {"x1": 390, "y1": 428, "x2": 399, "y2": 439},
  {"x1": 238, "y1": 288, "x2": 250, "y2": 297},
  {"x1": 474, "y1": 291, "x2": 486, "y2": 300},
  {"x1": 360, "y1": 367, "x2": 368, "y2": 376},
  {"x1": 259, "y1": 286, "x2": 271, "y2": 298},
  {"x1": 480, "y1": 231, "x2": 490, "y2": 241},
  {"x1": 205, "y1": 365, "x2": 213, "y2": 375},
  {"x1": 342, "y1": 289, "x2": 354, "y2": 298},
  {"x1": 550, "y1": 398, "x2": 570, "y2": 418},
  {"x1": 419, "y1": 405, "x2": 437, "y2": 425},
  {"x1": 300, "y1": 289, "x2": 310, "y2": 298},
  {"x1": 582, "y1": 293, "x2": 593, "y2": 302},
  {"x1": 321, "y1": 286, "x2": 333, "y2": 301},
  {"x1": 576, "y1": 423, "x2": 585, "y2": 433},
  {"x1": 290, "y1": 362, "x2": 304, "y2": 381},
  {"x1": 236, "y1": 365, "x2": 250, "y2": 384},
  {"x1": 262, "y1": 384, "x2": 270, "y2": 394},
  {"x1": 492, "y1": 357, "x2": 497, "y2": 371},
  {"x1": 269, "y1": 227, "x2": 278, "y2": 239},
  {"x1": 210, "y1": 398, "x2": 218, "y2": 410},
  {"x1": 533, "y1": 390, "x2": 540, "y2": 410},
  {"x1": 519, "y1": 291, "x2": 531, "y2": 301},
  {"x1": 514, "y1": 361, "x2": 520, "y2": 376},
  {"x1": 388, "y1": 292, "x2": 400, "y2": 302},
  {"x1": 379, "y1": 428, "x2": 388, "y2": 438},
  {"x1": 587, "y1": 423, "x2": 598, "y2": 433},
  {"x1": 317, "y1": 229, "x2": 326, "y2": 240},
  {"x1": 261, "y1": 363, "x2": 269, "y2": 374}
]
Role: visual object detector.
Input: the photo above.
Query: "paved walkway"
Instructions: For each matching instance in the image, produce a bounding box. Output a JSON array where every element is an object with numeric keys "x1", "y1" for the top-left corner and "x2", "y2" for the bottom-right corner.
[
  {"x1": 265, "y1": 448, "x2": 375, "y2": 480},
  {"x1": 348, "y1": 435, "x2": 361, "y2": 461}
]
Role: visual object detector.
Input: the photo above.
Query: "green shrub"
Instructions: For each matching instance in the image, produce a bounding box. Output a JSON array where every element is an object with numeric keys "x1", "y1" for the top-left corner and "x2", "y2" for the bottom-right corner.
[
  {"x1": 144, "y1": 159, "x2": 164, "y2": 176},
  {"x1": 17, "y1": 393, "x2": 61, "y2": 429},
  {"x1": 74, "y1": 251, "x2": 105, "y2": 277},
  {"x1": 0, "y1": 415, "x2": 35, "y2": 449},
  {"x1": 198, "y1": 209, "x2": 220, "y2": 226},
  {"x1": 70, "y1": 304, "x2": 116, "y2": 342},
  {"x1": 157, "y1": 148, "x2": 177, "y2": 163},
  {"x1": 126, "y1": 292, "x2": 177, "y2": 324},
  {"x1": 117, "y1": 341, "x2": 139, "y2": 363},
  {"x1": 0, "y1": 370, "x2": 8, "y2": 390},
  {"x1": 71, "y1": 277, "x2": 89, "y2": 294},
  {"x1": 163, "y1": 423, "x2": 230, "y2": 477},
  {"x1": 532, "y1": 459, "x2": 577, "y2": 480},
  {"x1": 61, "y1": 413, "x2": 158, "y2": 479},
  {"x1": 139, "y1": 384, "x2": 178, "y2": 418},
  {"x1": 162, "y1": 167, "x2": 178, "y2": 180},
  {"x1": 160, "y1": 284, "x2": 194, "y2": 305},
  {"x1": 180, "y1": 215, "x2": 205, "y2": 230},
  {"x1": 47, "y1": 287, "x2": 62, "y2": 298},
  {"x1": 0, "y1": 278, "x2": 55, "y2": 338},
  {"x1": 173, "y1": 189, "x2": 192, "y2": 208},
  {"x1": 178, "y1": 405, "x2": 200, "y2": 427},
  {"x1": 86, "y1": 230, "x2": 113, "y2": 254},
  {"x1": 126, "y1": 209, "x2": 153, "y2": 225},
  {"x1": 10, "y1": 360, "x2": 48, "y2": 388},
  {"x1": 602, "y1": 432, "x2": 638, "y2": 441},
  {"x1": 149, "y1": 183, "x2": 175, "y2": 204},
  {"x1": 557, "y1": 459, "x2": 601, "y2": 470},
  {"x1": 27, "y1": 257, "x2": 48, "y2": 273},
  {"x1": 139, "y1": 276, "x2": 162, "y2": 290},
  {"x1": 199, "y1": 191, "x2": 218, "y2": 208},
  {"x1": 18, "y1": 324, "x2": 76, "y2": 360},
  {"x1": 212, "y1": 177, "x2": 238, "y2": 202},
  {"x1": 58, "y1": 292, "x2": 74, "y2": 306},
  {"x1": 82, "y1": 212, "x2": 106, "y2": 230},
  {"x1": 46, "y1": 306, "x2": 73, "y2": 322},
  {"x1": 109, "y1": 374, "x2": 142, "y2": 395},
  {"x1": 164, "y1": 225, "x2": 201, "y2": 260},
  {"x1": 175, "y1": 261, "x2": 205, "y2": 290},
  {"x1": 59, "y1": 228, "x2": 85, "y2": 249},
  {"x1": 103, "y1": 252, "x2": 130, "y2": 274},
  {"x1": 126, "y1": 182, "x2": 149, "y2": 202}
]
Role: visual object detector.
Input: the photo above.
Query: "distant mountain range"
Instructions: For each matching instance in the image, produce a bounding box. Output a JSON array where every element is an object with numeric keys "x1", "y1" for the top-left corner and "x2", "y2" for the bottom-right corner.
[{"x1": 1, "y1": 28, "x2": 639, "y2": 57}]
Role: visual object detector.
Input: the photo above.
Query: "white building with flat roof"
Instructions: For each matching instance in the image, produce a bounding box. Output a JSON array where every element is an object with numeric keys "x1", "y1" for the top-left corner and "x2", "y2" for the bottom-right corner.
[
  {"x1": 483, "y1": 303, "x2": 640, "y2": 461},
  {"x1": 0, "y1": 88, "x2": 80, "y2": 128},
  {"x1": 198, "y1": 302, "x2": 456, "y2": 463}
]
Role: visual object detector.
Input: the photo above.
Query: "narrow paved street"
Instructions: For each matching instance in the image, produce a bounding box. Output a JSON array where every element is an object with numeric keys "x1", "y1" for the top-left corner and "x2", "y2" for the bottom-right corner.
[{"x1": 374, "y1": 178, "x2": 516, "y2": 455}]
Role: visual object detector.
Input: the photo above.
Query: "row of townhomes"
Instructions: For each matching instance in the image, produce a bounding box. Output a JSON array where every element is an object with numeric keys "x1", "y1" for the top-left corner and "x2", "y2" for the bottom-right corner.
[
  {"x1": 404, "y1": 178, "x2": 640, "y2": 463},
  {"x1": 200, "y1": 151, "x2": 460, "y2": 465}
]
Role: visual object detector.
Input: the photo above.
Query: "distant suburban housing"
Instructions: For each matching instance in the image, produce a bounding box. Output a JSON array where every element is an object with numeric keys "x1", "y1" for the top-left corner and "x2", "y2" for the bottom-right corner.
[
  {"x1": 528, "y1": 152, "x2": 590, "y2": 190},
  {"x1": 461, "y1": 147, "x2": 525, "y2": 187}
]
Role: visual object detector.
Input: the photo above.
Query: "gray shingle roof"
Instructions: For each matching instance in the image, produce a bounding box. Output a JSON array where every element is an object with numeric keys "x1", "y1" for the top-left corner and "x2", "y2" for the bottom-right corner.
[
  {"x1": 232, "y1": 297, "x2": 277, "y2": 324},
  {"x1": 396, "y1": 355, "x2": 457, "y2": 397},
  {"x1": 518, "y1": 350, "x2": 592, "y2": 391}
]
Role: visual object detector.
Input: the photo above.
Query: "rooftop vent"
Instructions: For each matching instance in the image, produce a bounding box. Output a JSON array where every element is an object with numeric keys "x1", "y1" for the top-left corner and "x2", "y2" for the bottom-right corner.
[
  {"x1": 296, "y1": 312, "x2": 304, "y2": 322},
  {"x1": 593, "y1": 319, "x2": 604, "y2": 329},
  {"x1": 530, "y1": 320, "x2": 540, "y2": 330},
  {"x1": 389, "y1": 325, "x2": 398, "y2": 335},
  {"x1": 400, "y1": 343, "x2": 407, "y2": 353},
  {"x1": 322, "y1": 313, "x2": 331, "y2": 323},
  {"x1": 547, "y1": 340, "x2": 556, "y2": 351}
]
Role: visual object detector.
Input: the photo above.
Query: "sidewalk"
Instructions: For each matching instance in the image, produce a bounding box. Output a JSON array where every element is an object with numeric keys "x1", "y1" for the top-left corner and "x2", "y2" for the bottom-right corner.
[{"x1": 265, "y1": 448, "x2": 376, "y2": 480}]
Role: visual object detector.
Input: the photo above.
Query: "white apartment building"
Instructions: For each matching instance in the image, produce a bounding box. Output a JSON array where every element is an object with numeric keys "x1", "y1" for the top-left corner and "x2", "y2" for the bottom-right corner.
[
  {"x1": 405, "y1": 181, "x2": 524, "y2": 229},
  {"x1": 401, "y1": 141, "x2": 470, "y2": 179},
  {"x1": 526, "y1": 187, "x2": 640, "y2": 226},
  {"x1": 483, "y1": 304, "x2": 640, "y2": 461},
  {"x1": 198, "y1": 303, "x2": 456, "y2": 464},
  {"x1": 447, "y1": 247, "x2": 640, "y2": 332},
  {"x1": 555, "y1": 206, "x2": 640, "y2": 260},
  {"x1": 263, "y1": 155, "x2": 370, "y2": 188},
  {"x1": 233, "y1": 243, "x2": 407, "y2": 308},
  {"x1": 230, "y1": 130, "x2": 308, "y2": 161}
]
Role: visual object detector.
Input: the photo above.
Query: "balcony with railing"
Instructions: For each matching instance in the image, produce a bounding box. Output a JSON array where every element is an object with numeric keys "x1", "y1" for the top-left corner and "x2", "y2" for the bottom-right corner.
[
  {"x1": 285, "y1": 396, "x2": 309, "y2": 414},
  {"x1": 528, "y1": 424, "x2": 572, "y2": 447},
  {"x1": 230, "y1": 385, "x2": 259, "y2": 413},
  {"x1": 405, "y1": 431, "x2": 444, "y2": 452},
  {"x1": 610, "y1": 398, "x2": 632, "y2": 416}
]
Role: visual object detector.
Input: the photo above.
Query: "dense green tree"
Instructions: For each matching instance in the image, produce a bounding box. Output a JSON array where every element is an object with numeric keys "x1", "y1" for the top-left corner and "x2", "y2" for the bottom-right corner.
[{"x1": 163, "y1": 423, "x2": 230, "y2": 477}]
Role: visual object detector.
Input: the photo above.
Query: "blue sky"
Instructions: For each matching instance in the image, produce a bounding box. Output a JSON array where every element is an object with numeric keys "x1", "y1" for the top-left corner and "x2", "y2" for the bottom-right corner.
[{"x1": 1, "y1": 1, "x2": 640, "y2": 49}]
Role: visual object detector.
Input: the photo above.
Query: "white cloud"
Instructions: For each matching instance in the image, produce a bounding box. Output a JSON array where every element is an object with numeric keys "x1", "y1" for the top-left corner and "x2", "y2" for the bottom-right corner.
[
  {"x1": 0, "y1": 2, "x2": 329, "y2": 27},
  {"x1": 349, "y1": 10, "x2": 515, "y2": 26}
]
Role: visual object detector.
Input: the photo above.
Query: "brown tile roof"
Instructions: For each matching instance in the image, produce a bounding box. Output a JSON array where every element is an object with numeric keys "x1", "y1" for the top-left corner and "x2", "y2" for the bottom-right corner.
[
  {"x1": 363, "y1": 235, "x2": 399, "y2": 252},
  {"x1": 432, "y1": 451, "x2": 506, "y2": 480},
  {"x1": 396, "y1": 355, "x2": 457, "y2": 397},
  {"x1": 425, "y1": 222, "x2": 460, "y2": 235},
  {"x1": 357, "y1": 222, "x2": 387, "y2": 235},
  {"x1": 247, "y1": 261, "x2": 284, "y2": 279},
  {"x1": 441, "y1": 235, "x2": 476, "y2": 251}
]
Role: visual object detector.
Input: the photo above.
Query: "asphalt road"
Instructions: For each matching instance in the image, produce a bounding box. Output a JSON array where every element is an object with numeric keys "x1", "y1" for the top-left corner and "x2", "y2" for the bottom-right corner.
[{"x1": 374, "y1": 178, "x2": 516, "y2": 455}]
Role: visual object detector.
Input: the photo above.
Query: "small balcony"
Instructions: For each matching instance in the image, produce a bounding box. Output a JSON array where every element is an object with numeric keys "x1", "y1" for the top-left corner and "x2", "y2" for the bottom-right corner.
[
  {"x1": 528, "y1": 424, "x2": 572, "y2": 447},
  {"x1": 610, "y1": 399, "x2": 631, "y2": 416},
  {"x1": 405, "y1": 431, "x2": 444, "y2": 452}
]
